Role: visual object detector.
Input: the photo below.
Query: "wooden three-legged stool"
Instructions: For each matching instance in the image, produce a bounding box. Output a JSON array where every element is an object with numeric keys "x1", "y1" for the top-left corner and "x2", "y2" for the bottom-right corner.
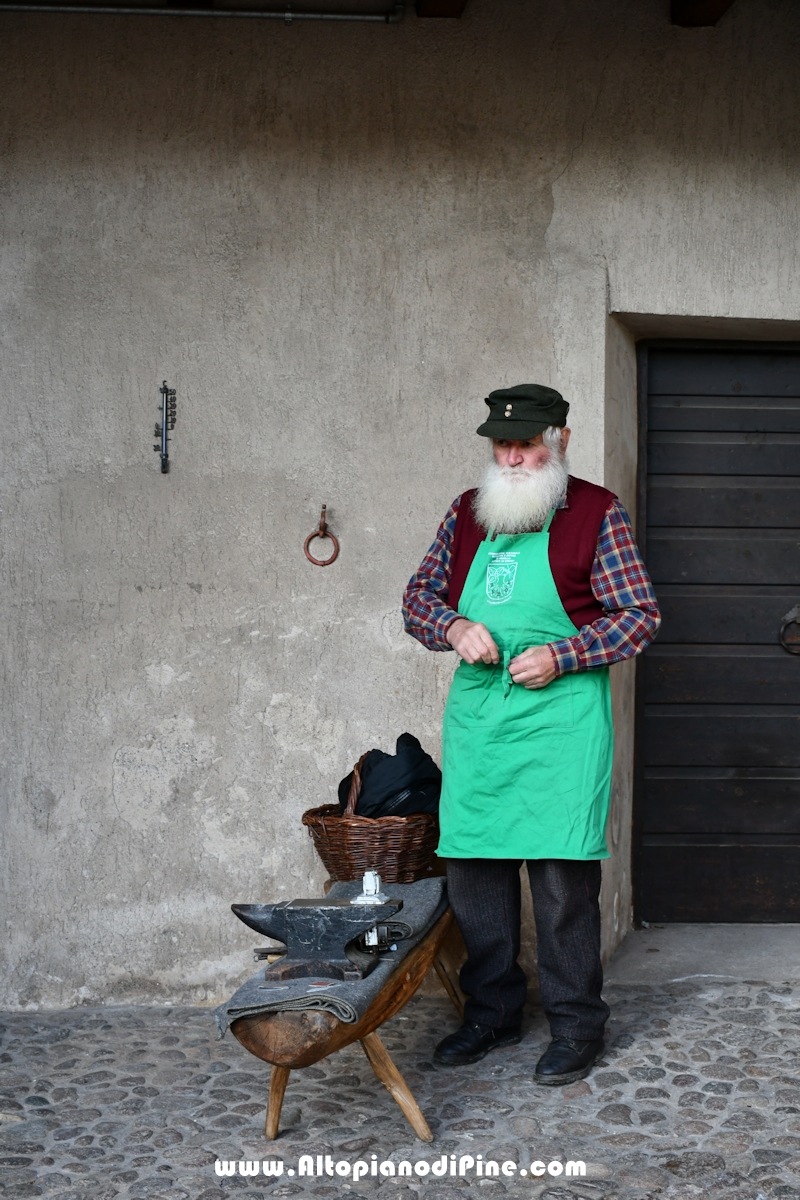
[{"x1": 230, "y1": 907, "x2": 465, "y2": 1142}]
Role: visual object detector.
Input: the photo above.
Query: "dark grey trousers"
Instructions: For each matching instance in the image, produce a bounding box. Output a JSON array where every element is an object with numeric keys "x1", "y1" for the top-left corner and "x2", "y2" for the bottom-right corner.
[{"x1": 446, "y1": 858, "x2": 610, "y2": 1041}]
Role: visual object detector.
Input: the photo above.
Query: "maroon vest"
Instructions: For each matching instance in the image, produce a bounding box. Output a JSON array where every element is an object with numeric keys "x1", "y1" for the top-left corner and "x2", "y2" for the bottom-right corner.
[{"x1": 447, "y1": 476, "x2": 616, "y2": 630}]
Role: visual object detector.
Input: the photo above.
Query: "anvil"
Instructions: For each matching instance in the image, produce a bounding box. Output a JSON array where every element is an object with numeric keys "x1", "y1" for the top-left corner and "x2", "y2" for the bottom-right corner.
[{"x1": 231, "y1": 897, "x2": 403, "y2": 981}]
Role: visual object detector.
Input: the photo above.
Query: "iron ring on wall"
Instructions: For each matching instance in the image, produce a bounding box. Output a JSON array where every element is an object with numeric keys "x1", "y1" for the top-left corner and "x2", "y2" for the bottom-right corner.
[{"x1": 304, "y1": 505, "x2": 340, "y2": 567}]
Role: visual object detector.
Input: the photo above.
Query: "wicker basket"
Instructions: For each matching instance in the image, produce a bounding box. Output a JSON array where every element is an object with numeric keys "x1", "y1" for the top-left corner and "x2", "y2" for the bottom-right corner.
[{"x1": 302, "y1": 752, "x2": 441, "y2": 883}]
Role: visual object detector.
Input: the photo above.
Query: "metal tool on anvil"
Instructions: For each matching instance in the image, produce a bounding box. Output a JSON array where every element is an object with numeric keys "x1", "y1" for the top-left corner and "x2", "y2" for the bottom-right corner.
[{"x1": 232, "y1": 874, "x2": 403, "y2": 982}]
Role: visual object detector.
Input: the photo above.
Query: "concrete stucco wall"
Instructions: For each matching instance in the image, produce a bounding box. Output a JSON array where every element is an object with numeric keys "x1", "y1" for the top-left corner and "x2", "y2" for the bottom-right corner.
[
  {"x1": 1, "y1": 0, "x2": 799, "y2": 1008},
  {"x1": 601, "y1": 316, "x2": 639, "y2": 955}
]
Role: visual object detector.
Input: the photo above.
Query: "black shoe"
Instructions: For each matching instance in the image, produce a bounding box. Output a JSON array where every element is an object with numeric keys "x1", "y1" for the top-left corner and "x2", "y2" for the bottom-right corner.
[
  {"x1": 433, "y1": 1021, "x2": 522, "y2": 1066},
  {"x1": 533, "y1": 1037, "x2": 604, "y2": 1086}
]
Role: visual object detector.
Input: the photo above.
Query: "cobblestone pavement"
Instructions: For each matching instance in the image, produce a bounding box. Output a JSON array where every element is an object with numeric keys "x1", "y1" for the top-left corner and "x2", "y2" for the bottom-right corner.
[{"x1": 2, "y1": 977, "x2": 800, "y2": 1200}]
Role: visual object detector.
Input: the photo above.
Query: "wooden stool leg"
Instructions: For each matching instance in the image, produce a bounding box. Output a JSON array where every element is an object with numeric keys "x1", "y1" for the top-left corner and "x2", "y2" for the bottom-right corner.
[
  {"x1": 360, "y1": 1031, "x2": 433, "y2": 1143},
  {"x1": 432, "y1": 954, "x2": 465, "y2": 1019},
  {"x1": 265, "y1": 1065, "x2": 290, "y2": 1140}
]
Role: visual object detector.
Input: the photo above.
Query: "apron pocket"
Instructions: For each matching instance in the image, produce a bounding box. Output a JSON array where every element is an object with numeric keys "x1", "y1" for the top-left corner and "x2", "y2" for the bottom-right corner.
[{"x1": 505, "y1": 672, "x2": 574, "y2": 730}]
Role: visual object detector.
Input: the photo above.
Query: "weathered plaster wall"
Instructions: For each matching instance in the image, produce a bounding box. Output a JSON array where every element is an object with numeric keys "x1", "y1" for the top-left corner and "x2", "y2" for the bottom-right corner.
[
  {"x1": 600, "y1": 316, "x2": 639, "y2": 959},
  {"x1": 1, "y1": 0, "x2": 798, "y2": 1007}
]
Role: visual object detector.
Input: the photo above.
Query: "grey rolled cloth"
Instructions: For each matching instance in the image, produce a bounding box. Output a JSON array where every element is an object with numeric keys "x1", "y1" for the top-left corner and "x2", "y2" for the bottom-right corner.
[{"x1": 214, "y1": 876, "x2": 447, "y2": 1038}]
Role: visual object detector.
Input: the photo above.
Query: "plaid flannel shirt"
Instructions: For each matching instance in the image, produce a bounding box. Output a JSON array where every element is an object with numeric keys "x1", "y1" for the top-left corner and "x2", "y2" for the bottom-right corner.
[{"x1": 402, "y1": 491, "x2": 660, "y2": 675}]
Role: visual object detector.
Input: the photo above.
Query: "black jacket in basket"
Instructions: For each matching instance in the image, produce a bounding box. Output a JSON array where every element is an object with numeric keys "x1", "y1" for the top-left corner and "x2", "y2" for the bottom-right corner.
[{"x1": 337, "y1": 733, "x2": 441, "y2": 818}]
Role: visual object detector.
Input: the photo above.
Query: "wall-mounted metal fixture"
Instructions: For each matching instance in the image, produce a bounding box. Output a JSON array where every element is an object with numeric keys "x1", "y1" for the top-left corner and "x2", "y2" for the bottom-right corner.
[
  {"x1": 0, "y1": 1, "x2": 403, "y2": 18},
  {"x1": 304, "y1": 505, "x2": 339, "y2": 566},
  {"x1": 780, "y1": 605, "x2": 800, "y2": 655},
  {"x1": 670, "y1": 0, "x2": 734, "y2": 25},
  {"x1": 153, "y1": 381, "x2": 177, "y2": 473}
]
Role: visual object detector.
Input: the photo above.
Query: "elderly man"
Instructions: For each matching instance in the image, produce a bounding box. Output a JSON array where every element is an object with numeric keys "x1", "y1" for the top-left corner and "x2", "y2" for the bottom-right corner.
[{"x1": 403, "y1": 384, "x2": 660, "y2": 1085}]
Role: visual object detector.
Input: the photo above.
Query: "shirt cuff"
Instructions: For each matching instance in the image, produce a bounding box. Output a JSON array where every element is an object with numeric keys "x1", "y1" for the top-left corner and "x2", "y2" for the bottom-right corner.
[
  {"x1": 434, "y1": 609, "x2": 463, "y2": 649},
  {"x1": 546, "y1": 638, "x2": 582, "y2": 676}
]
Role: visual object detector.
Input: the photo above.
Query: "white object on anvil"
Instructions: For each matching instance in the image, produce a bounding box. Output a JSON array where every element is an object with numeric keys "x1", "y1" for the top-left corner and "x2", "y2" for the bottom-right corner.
[{"x1": 350, "y1": 869, "x2": 389, "y2": 904}]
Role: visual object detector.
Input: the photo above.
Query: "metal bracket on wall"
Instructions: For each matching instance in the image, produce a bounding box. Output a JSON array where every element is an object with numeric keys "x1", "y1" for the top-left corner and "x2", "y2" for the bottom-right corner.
[
  {"x1": 779, "y1": 605, "x2": 800, "y2": 655},
  {"x1": 670, "y1": 0, "x2": 735, "y2": 25},
  {"x1": 304, "y1": 505, "x2": 340, "y2": 566},
  {"x1": 153, "y1": 381, "x2": 177, "y2": 474}
]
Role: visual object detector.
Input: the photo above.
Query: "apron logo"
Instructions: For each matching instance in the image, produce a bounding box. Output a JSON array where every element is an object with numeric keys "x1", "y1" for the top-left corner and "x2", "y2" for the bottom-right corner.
[{"x1": 486, "y1": 552, "x2": 519, "y2": 604}]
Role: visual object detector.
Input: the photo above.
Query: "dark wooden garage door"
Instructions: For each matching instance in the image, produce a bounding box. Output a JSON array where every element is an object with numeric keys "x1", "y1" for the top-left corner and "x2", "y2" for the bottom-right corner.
[{"x1": 639, "y1": 344, "x2": 800, "y2": 921}]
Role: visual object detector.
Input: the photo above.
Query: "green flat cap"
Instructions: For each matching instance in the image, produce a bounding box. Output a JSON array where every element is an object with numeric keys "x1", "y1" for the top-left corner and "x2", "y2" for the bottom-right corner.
[{"x1": 476, "y1": 383, "x2": 569, "y2": 439}]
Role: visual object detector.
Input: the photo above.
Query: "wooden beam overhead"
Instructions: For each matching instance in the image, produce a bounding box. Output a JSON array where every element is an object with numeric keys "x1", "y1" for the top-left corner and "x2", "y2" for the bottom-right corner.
[
  {"x1": 415, "y1": 0, "x2": 467, "y2": 16},
  {"x1": 671, "y1": 0, "x2": 735, "y2": 25}
]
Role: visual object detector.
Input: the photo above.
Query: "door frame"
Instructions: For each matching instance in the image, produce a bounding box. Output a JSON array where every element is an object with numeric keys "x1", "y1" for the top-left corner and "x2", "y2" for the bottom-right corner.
[{"x1": 631, "y1": 337, "x2": 800, "y2": 925}]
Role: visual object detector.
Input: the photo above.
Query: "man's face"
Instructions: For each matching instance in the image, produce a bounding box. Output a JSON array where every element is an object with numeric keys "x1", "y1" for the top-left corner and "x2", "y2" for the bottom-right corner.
[{"x1": 491, "y1": 429, "x2": 571, "y2": 471}]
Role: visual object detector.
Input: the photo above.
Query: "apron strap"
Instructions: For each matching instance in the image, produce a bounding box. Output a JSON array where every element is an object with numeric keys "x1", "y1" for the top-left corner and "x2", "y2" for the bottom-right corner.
[{"x1": 502, "y1": 649, "x2": 513, "y2": 698}]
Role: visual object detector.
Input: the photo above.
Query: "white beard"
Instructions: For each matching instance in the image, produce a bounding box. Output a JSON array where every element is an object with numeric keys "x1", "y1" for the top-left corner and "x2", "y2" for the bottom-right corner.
[{"x1": 474, "y1": 453, "x2": 570, "y2": 534}]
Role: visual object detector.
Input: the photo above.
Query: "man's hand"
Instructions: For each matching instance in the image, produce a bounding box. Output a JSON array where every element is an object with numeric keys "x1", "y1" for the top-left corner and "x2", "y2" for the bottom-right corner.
[
  {"x1": 508, "y1": 645, "x2": 557, "y2": 689},
  {"x1": 446, "y1": 618, "x2": 500, "y2": 665}
]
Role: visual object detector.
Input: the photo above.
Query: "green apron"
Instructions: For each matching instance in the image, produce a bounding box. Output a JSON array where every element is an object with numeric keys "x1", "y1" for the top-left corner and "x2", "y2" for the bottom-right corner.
[{"x1": 438, "y1": 511, "x2": 613, "y2": 860}]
